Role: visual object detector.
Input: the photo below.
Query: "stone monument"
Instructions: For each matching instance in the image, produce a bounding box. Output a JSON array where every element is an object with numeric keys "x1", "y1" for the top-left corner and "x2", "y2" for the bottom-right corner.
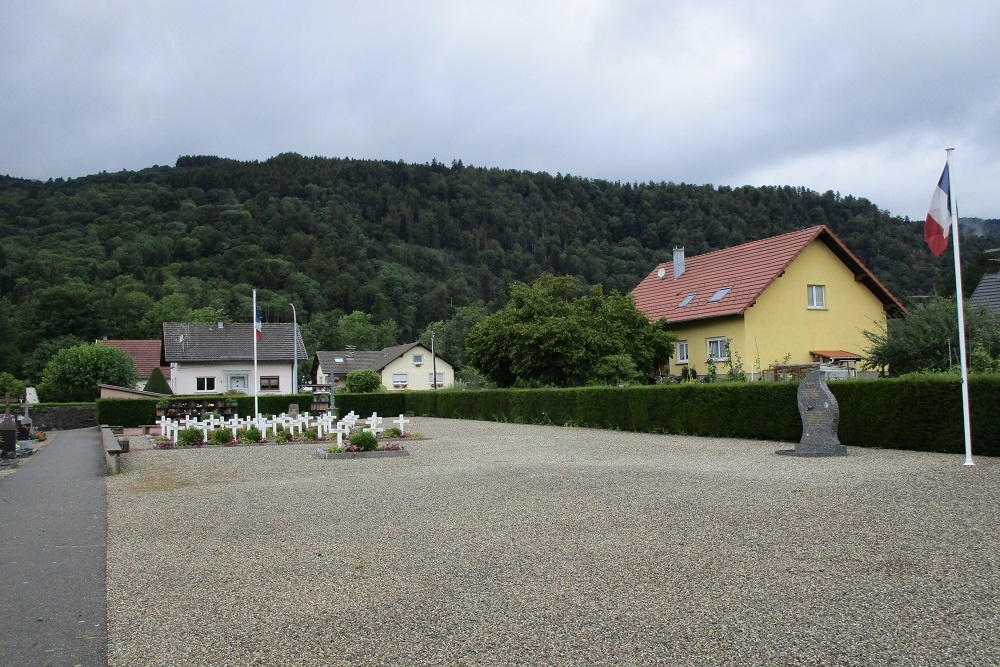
[
  {"x1": 777, "y1": 371, "x2": 847, "y2": 457},
  {"x1": 0, "y1": 393, "x2": 17, "y2": 460}
]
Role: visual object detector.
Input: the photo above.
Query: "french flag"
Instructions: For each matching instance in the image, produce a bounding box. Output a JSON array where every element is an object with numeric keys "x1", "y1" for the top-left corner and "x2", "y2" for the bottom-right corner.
[
  {"x1": 925, "y1": 163, "x2": 952, "y2": 257},
  {"x1": 254, "y1": 305, "x2": 263, "y2": 341}
]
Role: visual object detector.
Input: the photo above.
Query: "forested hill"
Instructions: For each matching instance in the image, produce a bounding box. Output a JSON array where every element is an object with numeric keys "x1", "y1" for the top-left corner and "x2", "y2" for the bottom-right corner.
[{"x1": 0, "y1": 152, "x2": 997, "y2": 379}]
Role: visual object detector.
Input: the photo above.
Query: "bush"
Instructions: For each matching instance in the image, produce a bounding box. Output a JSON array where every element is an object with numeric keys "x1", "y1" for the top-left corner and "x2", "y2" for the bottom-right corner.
[
  {"x1": 143, "y1": 366, "x2": 173, "y2": 394},
  {"x1": 345, "y1": 369, "x2": 382, "y2": 393},
  {"x1": 350, "y1": 430, "x2": 378, "y2": 451},
  {"x1": 303, "y1": 427, "x2": 319, "y2": 441},
  {"x1": 274, "y1": 430, "x2": 292, "y2": 444},
  {"x1": 240, "y1": 426, "x2": 262, "y2": 443},
  {"x1": 38, "y1": 343, "x2": 138, "y2": 402},
  {"x1": 383, "y1": 426, "x2": 402, "y2": 438},
  {"x1": 177, "y1": 427, "x2": 204, "y2": 447},
  {"x1": 209, "y1": 427, "x2": 234, "y2": 446}
]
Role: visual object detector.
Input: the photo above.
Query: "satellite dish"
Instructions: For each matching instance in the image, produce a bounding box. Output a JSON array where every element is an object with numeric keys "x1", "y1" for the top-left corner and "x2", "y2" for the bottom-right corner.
[{"x1": 657, "y1": 267, "x2": 666, "y2": 279}]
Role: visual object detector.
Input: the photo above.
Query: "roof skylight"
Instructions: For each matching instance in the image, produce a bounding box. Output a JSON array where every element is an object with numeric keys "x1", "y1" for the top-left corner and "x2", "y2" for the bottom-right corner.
[
  {"x1": 709, "y1": 287, "x2": 732, "y2": 302},
  {"x1": 678, "y1": 293, "x2": 696, "y2": 307}
]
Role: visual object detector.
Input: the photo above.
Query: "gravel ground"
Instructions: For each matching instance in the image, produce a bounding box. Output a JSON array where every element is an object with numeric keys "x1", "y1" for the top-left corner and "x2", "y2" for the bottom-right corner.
[{"x1": 107, "y1": 419, "x2": 999, "y2": 666}]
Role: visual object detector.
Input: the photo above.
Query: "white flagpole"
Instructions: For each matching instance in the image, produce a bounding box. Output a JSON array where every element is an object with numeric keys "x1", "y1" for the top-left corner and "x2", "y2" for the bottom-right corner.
[
  {"x1": 946, "y1": 149, "x2": 974, "y2": 466},
  {"x1": 253, "y1": 289, "x2": 259, "y2": 419}
]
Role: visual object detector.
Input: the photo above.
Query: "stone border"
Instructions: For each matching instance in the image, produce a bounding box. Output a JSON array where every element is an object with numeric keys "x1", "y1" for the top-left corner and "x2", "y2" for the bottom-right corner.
[{"x1": 314, "y1": 448, "x2": 411, "y2": 460}]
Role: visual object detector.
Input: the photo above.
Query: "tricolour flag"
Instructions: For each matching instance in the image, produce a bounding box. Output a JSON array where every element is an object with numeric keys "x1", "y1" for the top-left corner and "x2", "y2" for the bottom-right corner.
[
  {"x1": 254, "y1": 305, "x2": 263, "y2": 341},
  {"x1": 925, "y1": 163, "x2": 952, "y2": 257}
]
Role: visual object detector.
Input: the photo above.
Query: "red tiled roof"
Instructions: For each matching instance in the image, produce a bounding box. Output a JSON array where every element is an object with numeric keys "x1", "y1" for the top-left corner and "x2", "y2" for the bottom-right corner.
[
  {"x1": 97, "y1": 339, "x2": 169, "y2": 379},
  {"x1": 631, "y1": 225, "x2": 905, "y2": 324}
]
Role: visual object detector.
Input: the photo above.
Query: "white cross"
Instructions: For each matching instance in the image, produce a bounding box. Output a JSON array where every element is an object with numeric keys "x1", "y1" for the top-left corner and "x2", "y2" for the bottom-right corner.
[
  {"x1": 394, "y1": 414, "x2": 410, "y2": 432},
  {"x1": 335, "y1": 421, "x2": 351, "y2": 447},
  {"x1": 157, "y1": 414, "x2": 172, "y2": 437}
]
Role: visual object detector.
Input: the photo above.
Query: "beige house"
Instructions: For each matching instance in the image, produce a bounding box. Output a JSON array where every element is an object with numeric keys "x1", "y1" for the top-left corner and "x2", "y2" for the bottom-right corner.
[{"x1": 312, "y1": 342, "x2": 453, "y2": 391}]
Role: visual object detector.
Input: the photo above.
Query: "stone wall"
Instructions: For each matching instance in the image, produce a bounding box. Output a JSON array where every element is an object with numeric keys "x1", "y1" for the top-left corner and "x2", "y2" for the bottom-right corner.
[{"x1": 31, "y1": 405, "x2": 96, "y2": 431}]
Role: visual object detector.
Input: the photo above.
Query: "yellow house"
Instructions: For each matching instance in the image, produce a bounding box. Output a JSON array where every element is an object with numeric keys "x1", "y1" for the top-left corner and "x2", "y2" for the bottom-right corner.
[
  {"x1": 312, "y1": 342, "x2": 453, "y2": 391},
  {"x1": 631, "y1": 226, "x2": 906, "y2": 379}
]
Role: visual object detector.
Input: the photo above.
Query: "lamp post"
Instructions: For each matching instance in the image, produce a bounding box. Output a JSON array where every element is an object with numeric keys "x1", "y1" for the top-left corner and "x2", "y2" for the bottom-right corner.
[
  {"x1": 289, "y1": 302, "x2": 298, "y2": 395},
  {"x1": 431, "y1": 329, "x2": 437, "y2": 391}
]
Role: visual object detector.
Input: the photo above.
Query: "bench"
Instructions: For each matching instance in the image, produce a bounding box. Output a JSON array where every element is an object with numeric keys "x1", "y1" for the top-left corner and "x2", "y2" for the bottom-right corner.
[{"x1": 100, "y1": 425, "x2": 129, "y2": 475}]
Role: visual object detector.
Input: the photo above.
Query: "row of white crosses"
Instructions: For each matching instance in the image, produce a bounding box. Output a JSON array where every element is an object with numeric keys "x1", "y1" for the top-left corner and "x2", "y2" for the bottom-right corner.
[{"x1": 157, "y1": 411, "x2": 411, "y2": 445}]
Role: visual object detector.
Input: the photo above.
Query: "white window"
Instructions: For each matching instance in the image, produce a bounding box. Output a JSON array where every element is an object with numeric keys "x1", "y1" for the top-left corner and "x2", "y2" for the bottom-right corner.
[
  {"x1": 676, "y1": 341, "x2": 689, "y2": 364},
  {"x1": 428, "y1": 372, "x2": 444, "y2": 387},
  {"x1": 392, "y1": 372, "x2": 408, "y2": 387},
  {"x1": 412, "y1": 354, "x2": 423, "y2": 366},
  {"x1": 808, "y1": 284, "x2": 826, "y2": 309},
  {"x1": 678, "y1": 293, "x2": 696, "y2": 308},
  {"x1": 196, "y1": 377, "x2": 216, "y2": 392},
  {"x1": 707, "y1": 337, "x2": 727, "y2": 362}
]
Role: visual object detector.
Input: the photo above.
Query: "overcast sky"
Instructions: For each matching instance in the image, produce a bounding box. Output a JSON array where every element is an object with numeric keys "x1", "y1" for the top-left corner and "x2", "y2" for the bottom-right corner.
[{"x1": 2, "y1": 1, "x2": 997, "y2": 221}]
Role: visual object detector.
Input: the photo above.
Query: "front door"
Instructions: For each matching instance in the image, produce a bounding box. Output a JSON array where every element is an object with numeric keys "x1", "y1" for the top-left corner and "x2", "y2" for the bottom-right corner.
[{"x1": 229, "y1": 375, "x2": 247, "y2": 391}]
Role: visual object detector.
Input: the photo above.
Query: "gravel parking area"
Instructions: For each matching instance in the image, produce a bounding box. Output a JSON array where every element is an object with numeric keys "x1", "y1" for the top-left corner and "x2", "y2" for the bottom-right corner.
[{"x1": 107, "y1": 418, "x2": 999, "y2": 666}]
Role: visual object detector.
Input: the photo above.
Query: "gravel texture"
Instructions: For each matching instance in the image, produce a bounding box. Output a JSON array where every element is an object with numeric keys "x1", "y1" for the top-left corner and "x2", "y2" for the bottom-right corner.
[{"x1": 107, "y1": 419, "x2": 999, "y2": 666}]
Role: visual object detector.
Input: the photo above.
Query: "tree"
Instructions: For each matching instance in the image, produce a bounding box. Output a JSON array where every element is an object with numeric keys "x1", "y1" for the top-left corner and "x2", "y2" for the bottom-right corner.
[
  {"x1": 862, "y1": 296, "x2": 1000, "y2": 375},
  {"x1": 337, "y1": 311, "x2": 399, "y2": 350},
  {"x1": 465, "y1": 274, "x2": 675, "y2": 387},
  {"x1": 418, "y1": 305, "x2": 489, "y2": 369},
  {"x1": 143, "y1": 366, "x2": 173, "y2": 394},
  {"x1": 37, "y1": 343, "x2": 139, "y2": 402},
  {"x1": 345, "y1": 368, "x2": 382, "y2": 393}
]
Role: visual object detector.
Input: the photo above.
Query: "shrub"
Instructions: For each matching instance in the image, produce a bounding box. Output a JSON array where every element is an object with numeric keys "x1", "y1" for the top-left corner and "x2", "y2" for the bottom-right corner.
[
  {"x1": 38, "y1": 343, "x2": 138, "y2": 402},
  {"x1": 274, "y1": 430, "x2": 292, "y2": 444},
  {"x1": 241, "y1": 426, "x2": 263, "y2": 443},
  {"x1": 383, "y1": 426, "x2": 403, "y2": 438},
  {"x1": 345, "y1": 369, "x2": 382, "y2": 393},
  {"x1": 303, "y1": 427, "x2": 319, "y2": 441},
  {"x1": 143, "y1": 366, "x2": 173, "y2": 394},
  {"x1": 177, "y1": 427, "x2": 204, "y2": 447},
  {"x1": 209, "y1": 427, "x2": 234, "y2": 446},
  {"x1": 350, "y1": 430, "x2": 378, "y2": 451}
]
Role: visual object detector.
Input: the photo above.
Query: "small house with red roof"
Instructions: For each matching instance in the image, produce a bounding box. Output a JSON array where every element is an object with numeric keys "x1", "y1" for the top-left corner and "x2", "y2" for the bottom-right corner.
[
  {"x1": 631, "y1": 225, "x2": 905, "y2": 379},
  {"x1": 96, "y1": 339, "x2": 170, "y2": 390}
]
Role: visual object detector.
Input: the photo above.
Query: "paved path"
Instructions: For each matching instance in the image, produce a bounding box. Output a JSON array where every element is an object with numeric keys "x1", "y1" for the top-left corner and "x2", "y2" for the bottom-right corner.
[{"x1": 0, "y1": 428, "x2": 107, "y2": 667}]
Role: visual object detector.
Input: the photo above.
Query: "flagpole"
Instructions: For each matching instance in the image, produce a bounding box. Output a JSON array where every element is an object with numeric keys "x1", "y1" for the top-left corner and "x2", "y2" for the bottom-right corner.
[
  {"x1": 946, "y1": 149, "x2": 974, "y2": 466},
  {"x1": 253, "y1": 289, "x2": 259, "y2": 419}
]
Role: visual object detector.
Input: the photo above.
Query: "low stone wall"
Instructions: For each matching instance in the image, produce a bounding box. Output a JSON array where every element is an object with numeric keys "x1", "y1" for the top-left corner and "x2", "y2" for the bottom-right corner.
[{"x1": 31, "y1": 405, "x2": 96, "y2": 431}]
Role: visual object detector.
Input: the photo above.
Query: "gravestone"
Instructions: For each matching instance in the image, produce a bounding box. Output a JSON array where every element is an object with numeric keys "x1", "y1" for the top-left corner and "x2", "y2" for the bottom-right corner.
[
  {"x1": 288, "y1": 403, "x2": 300, "y2": 418},
  {"x1": 1, "y1": 393, "x2": 17, "y2": 459},
  {"x1": 777, "y1": 371, "x2": 847, "y2": 457}
]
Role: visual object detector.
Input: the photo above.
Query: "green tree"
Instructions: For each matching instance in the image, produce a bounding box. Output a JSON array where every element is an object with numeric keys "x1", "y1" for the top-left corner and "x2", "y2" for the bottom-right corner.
[
  {"x1": 0, "y1": 372, "x2": 27, "y2": 401},
  {"x1": 862, "y1": 296, "x2": 1000, "y2": 375},
  {"x1": 345, "y1": 368, "x2": 382, "y2": 393},
  {"x1": 337, "y1": 311, "x2": 399, "y2": 350},
  {"x1": 37, "y1": 343, "x2": 139, "y2": 402},
  {"x1": 418, "y1": 305, "x2": 489, "y2": 369},
  {"x1": 466, "y1": 274, "x2": 675, "y2": 387}
]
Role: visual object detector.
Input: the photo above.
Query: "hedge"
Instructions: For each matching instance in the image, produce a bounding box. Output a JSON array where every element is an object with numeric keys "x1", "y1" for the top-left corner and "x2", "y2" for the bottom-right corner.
[
  {"x1": 335, "y1": 376, "x2": 999, "y2": 457},
  {"x1": 96, "y1": 378, "x2": 999, "y2": 457},
  {"x1": 95, "y1": 393, "x2": 314, "y2": 428}
]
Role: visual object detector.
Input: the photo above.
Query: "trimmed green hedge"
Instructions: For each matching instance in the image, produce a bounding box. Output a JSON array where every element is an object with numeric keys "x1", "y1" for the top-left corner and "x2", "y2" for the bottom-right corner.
[
  {"x1": 336, "y1": 376, "x2": 999, "y2": 457},
  {"x1": 95, "y1": 393, "x2": 314, "y2": 427},
  {"x1": 95, "y1": 398, "x2": 157, "y2": 427},
  {"x1": 99, "y1": 379, "x2": 999, "y2": 457}
]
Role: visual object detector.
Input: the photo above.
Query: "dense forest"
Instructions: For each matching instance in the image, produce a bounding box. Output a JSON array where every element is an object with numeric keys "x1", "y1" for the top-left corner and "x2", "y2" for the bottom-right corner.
[{"x1": 1, "y1": 152, "x2": 998, "y2": 381}]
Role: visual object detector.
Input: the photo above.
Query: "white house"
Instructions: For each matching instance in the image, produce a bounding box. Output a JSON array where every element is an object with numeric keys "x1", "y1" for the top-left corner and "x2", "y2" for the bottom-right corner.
[
  {"x1": 312, "y1": 342, "x2": 453, "y2": 391},
  {"x1": 161, "y1": 322, "x2": 306, "y2": 395}
]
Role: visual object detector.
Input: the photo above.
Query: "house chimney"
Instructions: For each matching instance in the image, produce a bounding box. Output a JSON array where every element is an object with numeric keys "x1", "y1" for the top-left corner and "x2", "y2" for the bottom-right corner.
[{"x1": 673, "y1": 247, "x2": 685, "y2": 280}]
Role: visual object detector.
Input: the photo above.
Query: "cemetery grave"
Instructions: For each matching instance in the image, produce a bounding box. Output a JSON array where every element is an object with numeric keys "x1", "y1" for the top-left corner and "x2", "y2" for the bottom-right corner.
[{"x1": 150, "y1": 410, "x2": 425, "y2": 457}]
